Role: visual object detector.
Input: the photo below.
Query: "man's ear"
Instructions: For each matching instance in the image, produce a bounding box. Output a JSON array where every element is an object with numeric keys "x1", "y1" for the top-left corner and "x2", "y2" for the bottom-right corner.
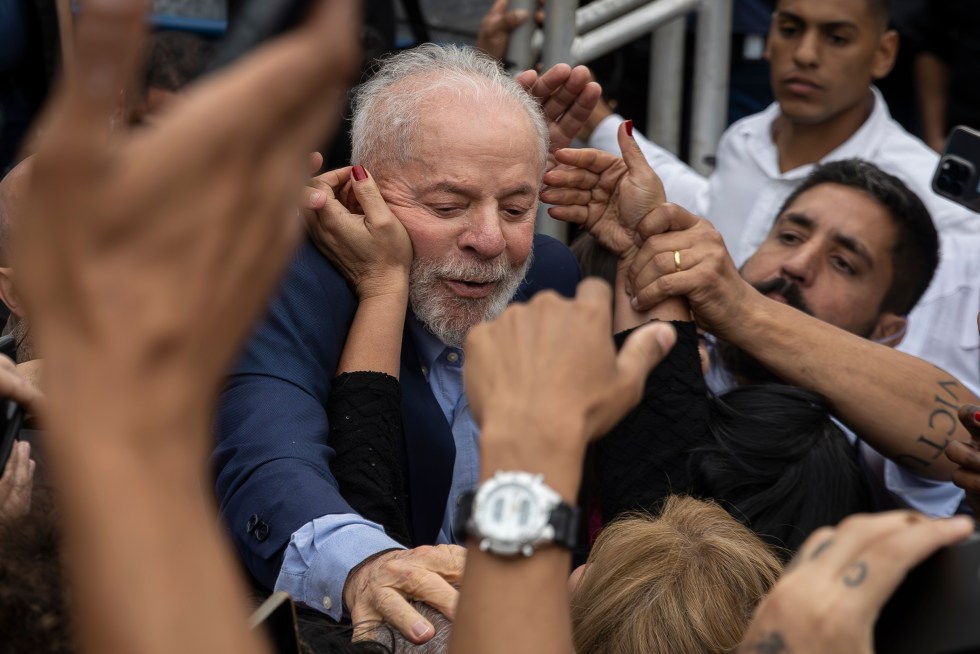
[
  {"x1": 870, "y1": 312, "x2": 907, "y2": 348},
  {"x1": 0, "y1": 267, "x2": 24, "y2": 318},
  {"x1": 872, "y1": 29, "x2": 899, "y2": 80}
]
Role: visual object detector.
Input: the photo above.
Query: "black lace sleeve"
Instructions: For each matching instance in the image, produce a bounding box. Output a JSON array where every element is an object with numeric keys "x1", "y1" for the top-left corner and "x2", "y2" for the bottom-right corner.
[
  {"x1": 327, "y1": 371, "x2": 412, "y2": 547},
  {"x1": 597, "y1": 321, "x2": 711, "y2": 523}
]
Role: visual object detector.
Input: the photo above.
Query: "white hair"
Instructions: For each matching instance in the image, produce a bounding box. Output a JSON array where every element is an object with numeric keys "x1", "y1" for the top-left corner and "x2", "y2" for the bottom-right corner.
[{"x1": 350, "y1": 43, "x2": 549, "y2": 173}]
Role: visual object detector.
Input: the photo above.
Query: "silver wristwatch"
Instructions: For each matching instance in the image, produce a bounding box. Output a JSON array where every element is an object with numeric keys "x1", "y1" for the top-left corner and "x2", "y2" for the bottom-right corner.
[{"x1": 456, "y1": 471, "x2": 579, "y2": 557}]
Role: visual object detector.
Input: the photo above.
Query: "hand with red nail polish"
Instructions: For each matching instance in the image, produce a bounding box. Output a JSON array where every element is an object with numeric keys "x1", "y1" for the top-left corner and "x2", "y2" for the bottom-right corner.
[
  {"x1": 541, "y1": 120, "x2": 666, "y2": 261},
  {"x1": 301, "y1": 164, "x2": 413, "y2": 303},
  {"x1": 946, "y1": 403, "x2": 980, "y2": 513}
]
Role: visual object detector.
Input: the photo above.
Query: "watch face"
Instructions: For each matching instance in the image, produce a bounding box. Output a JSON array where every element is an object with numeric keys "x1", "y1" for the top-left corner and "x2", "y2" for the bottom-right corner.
[{"x1": 474, "y1": 481, "x2": 548, "y2": 543}]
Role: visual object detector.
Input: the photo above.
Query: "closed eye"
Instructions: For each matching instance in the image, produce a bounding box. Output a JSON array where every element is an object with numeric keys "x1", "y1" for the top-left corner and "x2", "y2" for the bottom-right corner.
[
  {"x1": 503, "y1": 206, "x2": 532, "y2": 220},
  {"x1": 431, "y1": 205, "x2": 464, "y2": 217}
]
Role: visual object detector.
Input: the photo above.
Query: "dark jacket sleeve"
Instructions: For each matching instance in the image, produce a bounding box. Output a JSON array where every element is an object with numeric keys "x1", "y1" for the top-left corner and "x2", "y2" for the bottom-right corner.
[
  {"x1": 598, "y1": 320, "x2": 711, "y2": 523},
  {"x1": 213, "y1": 239, "x2": 362, "y2": 590}
]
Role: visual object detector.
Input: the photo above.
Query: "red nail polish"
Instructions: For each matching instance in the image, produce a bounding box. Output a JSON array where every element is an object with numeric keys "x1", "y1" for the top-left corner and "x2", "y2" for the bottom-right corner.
[
  {"x1": 352, "y1": 165, "x2": 367, "y2": 181},
  {"x1": 624, "y1": 119, "x2": 633, "y2": 137},
  {"x1": 974, "y1": 411, "x2": 980, "y2": 424}
]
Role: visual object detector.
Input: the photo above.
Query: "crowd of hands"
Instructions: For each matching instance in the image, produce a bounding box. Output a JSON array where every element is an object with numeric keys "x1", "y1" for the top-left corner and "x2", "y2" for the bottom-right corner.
[{"x1": 1, "y1": 0, "x2": 980, "y2": 653}]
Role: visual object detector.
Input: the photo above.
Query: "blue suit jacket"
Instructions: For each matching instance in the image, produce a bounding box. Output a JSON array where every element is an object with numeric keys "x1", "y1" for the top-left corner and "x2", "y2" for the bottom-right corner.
[{"x1": 213, "y1": 234, "x2": 581, "y2": 589}]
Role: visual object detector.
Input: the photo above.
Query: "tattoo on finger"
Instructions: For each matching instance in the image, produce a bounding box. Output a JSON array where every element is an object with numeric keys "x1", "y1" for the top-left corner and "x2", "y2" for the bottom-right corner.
[{"x1": 809, "y1": 538, "x2": 833, "y2": 560}]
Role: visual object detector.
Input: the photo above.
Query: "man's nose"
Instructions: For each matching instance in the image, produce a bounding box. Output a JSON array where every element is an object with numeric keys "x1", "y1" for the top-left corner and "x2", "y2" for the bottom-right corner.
[
  {"x1": 458, "y1": 205, "x2": 506, "y2": 260},
  {"x1": 793, "y1": 30, "x2": 820, "y2": 68},
  {"x1": 780, "y1": 245, "x2": 819, "y2": 286}
]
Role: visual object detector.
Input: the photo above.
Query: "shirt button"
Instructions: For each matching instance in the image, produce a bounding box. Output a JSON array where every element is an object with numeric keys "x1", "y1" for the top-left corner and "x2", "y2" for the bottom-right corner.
[
  {"x1": 447, "y1": 352, "x2": 460, "y2": 363},
  {"x1": 322, "y1": 596, "x2": 333, "y2": 610}
]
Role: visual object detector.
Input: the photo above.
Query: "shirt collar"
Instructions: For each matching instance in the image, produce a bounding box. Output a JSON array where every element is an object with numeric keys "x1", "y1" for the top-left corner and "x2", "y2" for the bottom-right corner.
[
  {"x1": 407, "y1": 313, "x2": 457, "y2": 372},
  {"x1": 740, "y1": 85, "x2": 890, "y2": 180}
]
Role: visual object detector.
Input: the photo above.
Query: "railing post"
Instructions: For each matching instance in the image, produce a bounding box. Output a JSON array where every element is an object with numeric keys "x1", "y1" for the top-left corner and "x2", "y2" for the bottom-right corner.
[
  {"x1": 647, "y1": 15, "x2": 686, "y2": 156},
  {"x1": 536, "y1": 0, "x2": 577, "y2": 243},
  {"x1": 505, "y1": 0, "x2": 537, "y2": 73},
  {"x1": 689, "y1": 0, "x2": 732, "y2": 175}
]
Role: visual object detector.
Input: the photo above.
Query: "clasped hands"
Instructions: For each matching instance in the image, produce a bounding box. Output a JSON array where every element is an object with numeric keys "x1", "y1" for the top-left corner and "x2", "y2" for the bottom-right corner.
[{"x1": 541, "y1": 121, "x2": 752, "y2": 337}]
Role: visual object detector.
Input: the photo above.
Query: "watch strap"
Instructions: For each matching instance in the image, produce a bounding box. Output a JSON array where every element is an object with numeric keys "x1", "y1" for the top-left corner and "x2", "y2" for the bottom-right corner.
[
  {"x1": 549, "y1": 501, "x2": 580, "y2": 550},
  {"x1": 454, "y1": 486, "x2": 579, "y2": 552}
]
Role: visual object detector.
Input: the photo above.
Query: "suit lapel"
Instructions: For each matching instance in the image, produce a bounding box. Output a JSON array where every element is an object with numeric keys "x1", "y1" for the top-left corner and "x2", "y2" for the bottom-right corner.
[{"x1": 399, "y1": 322, "x2": 456, "y2": 545}]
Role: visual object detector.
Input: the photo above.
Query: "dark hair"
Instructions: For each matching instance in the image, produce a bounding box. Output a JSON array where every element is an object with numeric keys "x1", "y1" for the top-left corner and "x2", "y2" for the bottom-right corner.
[
  {"x1": 693, "y1": 384, "x2": 871, "y2": 558},
  {"x1": 0, "y1": 488, "x2": 74, "y2": 654},
  {"x1": 775, "y1": 0, "x2": 890, "y2": 28},
  {"x1": 143, "y1": 31, "x2": 215, "y2": 92},
  {"x1": 570, "y1": 233, "x2": 618, "y2": 287},
  {"x1": 866, "y1": 0, "x2": 891, "y2": 26},
  {"x1": 776, "y1": 159, "x2": 939, "y2": 316}
]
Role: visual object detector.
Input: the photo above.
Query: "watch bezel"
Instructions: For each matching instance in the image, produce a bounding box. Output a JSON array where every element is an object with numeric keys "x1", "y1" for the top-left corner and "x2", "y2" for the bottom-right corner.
[{"x1": 466, "y1": 471, "x2": 564, "y2": 557}]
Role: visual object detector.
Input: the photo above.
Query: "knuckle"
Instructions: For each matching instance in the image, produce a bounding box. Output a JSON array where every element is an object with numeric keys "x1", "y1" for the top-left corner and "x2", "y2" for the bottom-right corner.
[
  {"x1": 656, "y1": 275, "x2": 677, "y2": 297},
  {"x1": 376, "y1": 590, "x2": 407, "y2": 618}
]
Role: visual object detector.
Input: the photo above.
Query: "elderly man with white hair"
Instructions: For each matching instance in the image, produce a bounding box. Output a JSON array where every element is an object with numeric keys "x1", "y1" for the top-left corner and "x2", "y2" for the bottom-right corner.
[{"x1": 212, "y1": 43, "x2": 597, "y2": 644}]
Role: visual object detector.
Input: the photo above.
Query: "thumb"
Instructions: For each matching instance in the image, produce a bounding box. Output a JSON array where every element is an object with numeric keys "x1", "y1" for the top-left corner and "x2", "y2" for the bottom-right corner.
[
  {"x1": 616, "y1": 120, "x2": 666, "y2": 198},
  {"x1": 308, "y1": 151, "x2": 324, "y2": 176},
  {"x1": 349, "y1": 165, "x2": 392, "y2": 227},
  {"x1": 616, "y1": 321, "x2": 676, "y2": 392}
]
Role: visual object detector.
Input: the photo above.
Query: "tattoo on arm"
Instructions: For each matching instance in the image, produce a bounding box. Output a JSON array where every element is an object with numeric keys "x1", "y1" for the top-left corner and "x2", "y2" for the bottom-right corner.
[
  {"x1": 842, "y1": 561, "x2": 868, "y2": 588},
  {"x1": 753, "y1": 632, "x2": 790, "y2": 653},
  {"x1": 895, "y1": 377, "x2": 962, "y2": 469}
]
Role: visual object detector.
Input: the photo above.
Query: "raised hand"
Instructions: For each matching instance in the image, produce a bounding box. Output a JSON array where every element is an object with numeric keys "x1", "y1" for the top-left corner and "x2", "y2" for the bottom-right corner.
[
  {"x1": 464, "y1": 278, "x2": 677, "y2": 486},
  {"x1": 19, "y1": 0, "x2": 360, "y2": 447},
  {"x1": 516, "y1": 64, "x2": 601, "y2": 156},
  {"x1": 738, "y1": 511, "x2": 973, "y2": 654},
  {"x1": 302, "y1": 164, "x2": 413, "y2": 301},
  {"x1": 12, "y1": 1, "x2": 361, "y2": 653},
  {"x1": 477, "y1": 0, "x2": 534, "y2": 62},
  {"x1": 542, "y1": 121, "x2": 666, "y2": 259}
]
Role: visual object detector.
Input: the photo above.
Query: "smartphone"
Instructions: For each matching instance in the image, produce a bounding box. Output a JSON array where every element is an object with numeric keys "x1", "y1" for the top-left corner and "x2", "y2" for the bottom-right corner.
[
  {"x1": 874, "y1": 531, "x2": 980, "y2": 653},
  {"x1": 932, "y1": 126, "x2": 980, "y2": 213}
]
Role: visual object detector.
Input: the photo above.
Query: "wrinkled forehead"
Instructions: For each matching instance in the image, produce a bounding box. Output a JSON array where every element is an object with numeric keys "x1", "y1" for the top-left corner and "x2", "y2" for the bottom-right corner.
[{"x1": 777, "y1": 182, "x2": 898, "y2": 257}]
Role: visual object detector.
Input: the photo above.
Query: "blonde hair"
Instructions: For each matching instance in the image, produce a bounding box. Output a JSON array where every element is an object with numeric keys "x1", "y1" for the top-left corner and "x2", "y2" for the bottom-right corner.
[{"x1": 571, "y1": 496, "x2": 782, "y2": 654}]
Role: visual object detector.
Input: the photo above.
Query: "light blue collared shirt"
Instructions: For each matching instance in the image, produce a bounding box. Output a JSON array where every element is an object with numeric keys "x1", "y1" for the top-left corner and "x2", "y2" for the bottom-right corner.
[{"x1": 274, "y1": 317, "x2": 480, "y2": 619}]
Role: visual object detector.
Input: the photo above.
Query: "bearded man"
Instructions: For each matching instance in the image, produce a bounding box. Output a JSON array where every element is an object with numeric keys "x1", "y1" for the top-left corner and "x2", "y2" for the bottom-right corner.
[{"x1": 212, "y1": 44, "x2": 593, "y2": 644}]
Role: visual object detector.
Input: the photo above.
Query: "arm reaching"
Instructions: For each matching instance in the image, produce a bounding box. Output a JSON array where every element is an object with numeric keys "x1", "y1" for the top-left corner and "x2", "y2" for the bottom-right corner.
[
  {"x1": 15, "y1": 1, "x2": 359, "y2": 653},
  {"x1": 451, "y1": 279, "x2": 677, "y2": 654},
  {"x1": 738, "y1": 512, "x2": 973, "y2": 654}
]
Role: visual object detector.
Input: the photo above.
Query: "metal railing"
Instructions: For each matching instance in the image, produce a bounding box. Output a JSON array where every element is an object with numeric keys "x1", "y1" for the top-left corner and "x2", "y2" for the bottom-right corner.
[{"x1": 508, "y1": 0, "x2": 732, "y2": 241}]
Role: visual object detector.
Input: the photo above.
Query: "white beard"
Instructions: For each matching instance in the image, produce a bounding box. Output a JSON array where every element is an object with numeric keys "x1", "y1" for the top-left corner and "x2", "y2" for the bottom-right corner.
[{"x1": 409, "y1": 249, "x2": 533, "y2": 347}]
